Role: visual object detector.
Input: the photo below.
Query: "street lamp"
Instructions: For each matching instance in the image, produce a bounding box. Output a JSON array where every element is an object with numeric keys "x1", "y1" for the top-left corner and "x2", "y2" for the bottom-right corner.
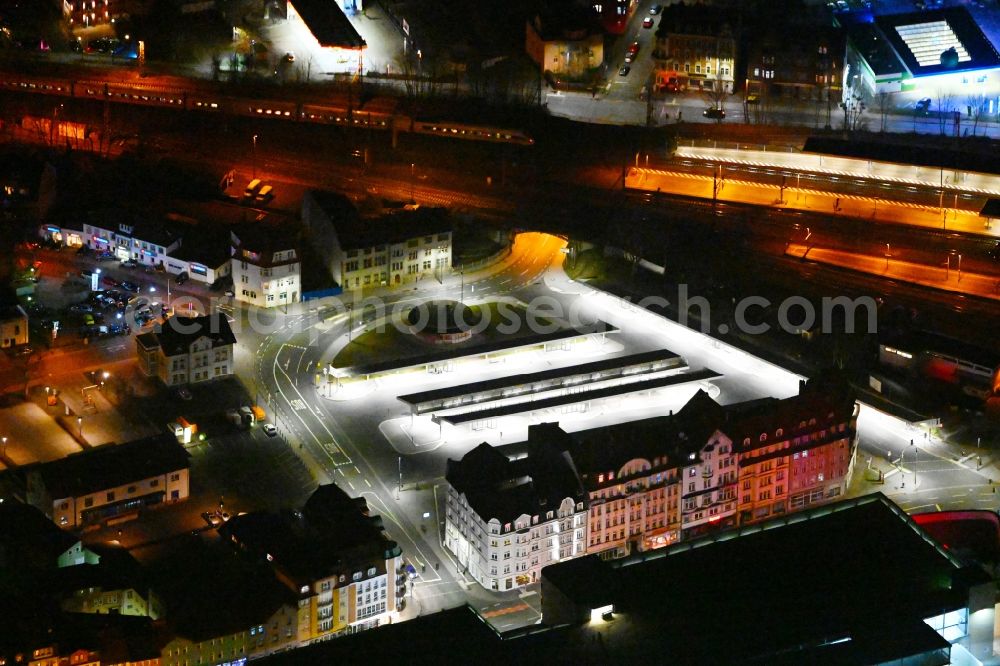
[
  {"x1": 885, "y1": 243, "x2": 890, "y2": 270},
  {"x1": 252, "y1": 134, "x2": 259, "y2": 179},
  {"x1": 1, "y1": 436, "x2": 6, "y2": 458},
  {"x1": 409, "y1": 163, "x2": 415, "y2": 203},
  {"x1": 77, "y1": 416, "x2": 83, "y2": 439}
]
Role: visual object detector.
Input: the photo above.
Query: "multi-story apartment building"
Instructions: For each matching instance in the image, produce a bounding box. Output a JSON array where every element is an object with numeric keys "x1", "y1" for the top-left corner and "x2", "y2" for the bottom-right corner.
[
  {"x1": 230, "y1": 225, "x2": 301, "y2": 308},
  {"x1": 56, "y1": 541, "x2": 164, "y2": 619},
  {"x1": 731, "y1": 377, "x2": 859, "y2": 524},
  {"x1": 444, "y1": 428, "x2": 588, "y2": 591},
  {"x1": 0, "y1": 303, "x2": 29, "y2": 349},
  {"x1": 570, "y1": 390, "x2": 737, "y2": 557},
  {"x1": 302, "y1": 190, "x2": 452, "y2": 291},
  {"x1": 136, "y1": 314, "x2": 236, "y2": 386},
  {"x1": 448, "y1": 376, "x2": 858, "y2": 578},
  {"x1": 24, "y1": 434, "x2": 190, "y2": 529},
  {"x1": 525, "y1": 5, "x2": 605, "y2": 81},
  {"x1": 653, "y1": 4, "x2": 736, "y2": 93},
  {"x1": 81, "y1": 214, "x2": 182, "y2": 266},
  {"x1": 745, "y1": 23, "x2": 844, "y2": 116},
  {"x1": 158, "y1": 538, "x2": 299, "y2": 665},
  {"x1": 219, "y1": 484, "x2": 404, "y2": 642}
]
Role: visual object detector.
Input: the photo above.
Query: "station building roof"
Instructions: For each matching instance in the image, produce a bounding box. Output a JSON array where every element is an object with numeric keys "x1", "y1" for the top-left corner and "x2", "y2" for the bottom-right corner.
[{"x1": 289, "y1": 0, "x2": 365, "y2": 49}]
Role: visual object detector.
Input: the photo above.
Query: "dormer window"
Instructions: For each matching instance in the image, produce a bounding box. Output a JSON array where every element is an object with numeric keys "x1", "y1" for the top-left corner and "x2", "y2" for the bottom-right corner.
[
  {"x1": 759, "y1": 433, "x2": 767, "y2": 442},
  {"x1": 775, "y1": 429, "x2": 783, "y2": 438},
  {"x1": 743, "y1": 438, "x2": 750, "y2": 446}
]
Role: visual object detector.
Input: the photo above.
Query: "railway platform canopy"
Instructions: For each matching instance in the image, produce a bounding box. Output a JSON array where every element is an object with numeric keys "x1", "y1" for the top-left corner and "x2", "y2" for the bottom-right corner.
[{"x1": 397, "y1": 348, "x2": 684, "y2": 416}]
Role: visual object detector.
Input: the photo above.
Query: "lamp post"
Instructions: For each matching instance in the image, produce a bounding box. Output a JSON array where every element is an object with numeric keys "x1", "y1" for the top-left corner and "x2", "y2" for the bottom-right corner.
[
  {"x1": 252, "y1": 134, "x2": 258, "y2": 179},
  {"x1": 1, "y1": 436, "x2": 6, "y2": 458},
  {"x1": 77, "y1": 416, "x2": 83, "y2": 439},
  {"x1": 885, "y1": 243, "x2": 890, "y2": 270},
  {"x1": 957, "y1": 253, "x2": 962, "y2": 282},
  {"x1": 409, "y1": 163, "x2": 415, "y2": 203}
]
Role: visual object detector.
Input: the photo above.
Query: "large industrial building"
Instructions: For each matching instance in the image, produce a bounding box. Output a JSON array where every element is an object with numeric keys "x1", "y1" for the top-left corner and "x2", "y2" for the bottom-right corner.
[{"x1": 839, "y1": 5, "x2": 1000, "y2": 108}]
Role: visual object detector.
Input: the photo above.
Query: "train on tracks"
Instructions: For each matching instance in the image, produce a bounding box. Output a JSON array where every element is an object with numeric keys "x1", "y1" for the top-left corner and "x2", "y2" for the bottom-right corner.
[{"x1": 0, "y1": 73, "x2": 534, "y2": 146}]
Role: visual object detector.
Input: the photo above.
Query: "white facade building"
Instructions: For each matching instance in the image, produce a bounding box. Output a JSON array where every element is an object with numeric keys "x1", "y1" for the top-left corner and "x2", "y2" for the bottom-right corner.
[
  {"x1": 302, "y1": 191, "x2": 452, "y2": 291},
  {"x1": 136, "y1": 313, "x2": 236, "y2": 386},
  {"x1": 231, "y1": 227, "x2": 300, "y2": 308},
  {"x1": 444, "y1": 432, "x2": 588, "y2": 591}
]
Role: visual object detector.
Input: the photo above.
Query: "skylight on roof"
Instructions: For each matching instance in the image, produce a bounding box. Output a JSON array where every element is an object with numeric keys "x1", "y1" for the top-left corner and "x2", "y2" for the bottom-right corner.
[{"x1": 895, "y1": 20, "x2": 971, "y2": 67}]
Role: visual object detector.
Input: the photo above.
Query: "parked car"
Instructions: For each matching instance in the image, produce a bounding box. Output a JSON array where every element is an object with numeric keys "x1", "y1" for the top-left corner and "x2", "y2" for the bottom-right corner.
[
  {"x1": 69, "y1": 303, "x2": 93, "y2": 313},
  {"x1": 619, "y1": 65, "x2": 631, "y2": 76},
  {"x1": 120, "y1": 259, "x2": 138, "y2": 269},
  {"x1": 627, "y1": 41, "x2": 640, "y2": 55},
  {"x1": 262, "y1": 423, "x2": 278, "y2": 437},
  {"x1": 643, "y1": 16, "x2": 654, "y2": 28},
  {"x1": 703, "y1": 107, "x2": 726, "y2": 119},
  {"x1": 650, "y1": 4, "x2": 663, "y2": 13},
  {"x1": 97, "y1": 251, "x2": 116, "y2": 261},
  {"x1": 175, "y1": 271, "x2": 189, "y2": 285},
  {"x1": 13, "y1": 345, "x2": 33, "y2": 356},
  {"x1": 625, "y1": 52, "x2": 636, "y2": 63},
  {"x1": 120, "y1": 281, "x2": 140, "y2": 293}
]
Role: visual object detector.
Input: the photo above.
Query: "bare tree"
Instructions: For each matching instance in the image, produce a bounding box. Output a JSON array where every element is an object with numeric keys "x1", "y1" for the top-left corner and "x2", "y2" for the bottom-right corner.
[
  {"x1": 935, "y1": 89, "x2": 954, "y2": 135},
  {"x1": 840, "y1": 83, "x2": 866, "y2": 132},
  {"x1": 966, "y1": 92, "x2": 987, "y2": 136},
  {"x1": 876, "y1": 91, "x2": 891, "y2": 132},
  {"x1": 703, "y1": 78, "x2": 729, "y2": 123}
]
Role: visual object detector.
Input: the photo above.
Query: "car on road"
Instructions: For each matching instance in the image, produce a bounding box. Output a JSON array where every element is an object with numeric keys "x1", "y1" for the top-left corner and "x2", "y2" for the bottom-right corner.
[
  {"x1": 176, "y1": 387, "x2": 193, "y2": 401},
  {"x1": 175, "y1": 271, "x2": 189, "y2": 285},
  {"x1": 69, "y1": 303, "x2": 93, "y2": 313},
  {"x1": 13, "y1": 345, "x2": 33, "y2": 357},
  {"x1": 262, "y1": 423, "x2": 278, "y2": 437},
  {"x1": 283, "y1": 52, "x2": 295, "y2": 63},
  {"x1": 627, "y1": 41, "x2": 640, "y2": 55},
  {"x1": 625, "y1": 51, "x2": 636, "y2": 63},
  {"x1": 120, "y1": 259, "x2": 138, "y2": 269},
  {"x1": 619, "y1": 65, "x2": 631, "y2": 76},
  {"x1": 120, "y1": 281, "x2": 140, "y2": 293},
  {"x1": 703, "y1": 107, "x2": 726, "y2": 119},
  {"x1": 97, "y1": 251, "x2": 116, "y2": 261},
  {"x1": 650, "y1": 4, "x2": 662, "y2": 13},
  {"x1": 643, "y1": 16, "x2": 654, "y2": 28}
]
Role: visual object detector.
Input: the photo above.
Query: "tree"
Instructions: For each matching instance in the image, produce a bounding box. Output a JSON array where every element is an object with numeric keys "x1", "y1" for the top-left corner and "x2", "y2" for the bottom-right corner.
[
  {"x1": 935, "y1": 90, "x2": 954, "y2": 135},
  {"x1": 876, "y1": 91, "x2": 891, "y2": 132},
  {"x1": 703, "y1": 78, "x2": 729, "y2": 123},
  {"x1": 966, "y1": 92, "x2": 987, "y2": 137}
]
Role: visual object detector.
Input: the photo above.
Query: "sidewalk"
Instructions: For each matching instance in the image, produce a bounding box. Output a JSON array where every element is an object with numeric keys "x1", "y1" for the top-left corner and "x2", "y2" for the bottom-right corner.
[
  {"x1": 628, "y1": 167, "x2": 999, "y2": 239},
  {"x1": 786, "y1": 243, "x2": 1000, "y2": 301}
]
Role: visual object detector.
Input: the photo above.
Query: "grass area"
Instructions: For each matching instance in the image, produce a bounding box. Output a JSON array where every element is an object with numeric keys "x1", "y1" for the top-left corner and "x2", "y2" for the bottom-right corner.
[
  {"x1": 564, "y1": 248, "x2": 612, "y2": 281},
  {"x1": 452, "y1": 218, "x2": 507, "y2": 265},
  {"x1": 333, "y1": 301, "x2": 553, "y2": 368}
]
